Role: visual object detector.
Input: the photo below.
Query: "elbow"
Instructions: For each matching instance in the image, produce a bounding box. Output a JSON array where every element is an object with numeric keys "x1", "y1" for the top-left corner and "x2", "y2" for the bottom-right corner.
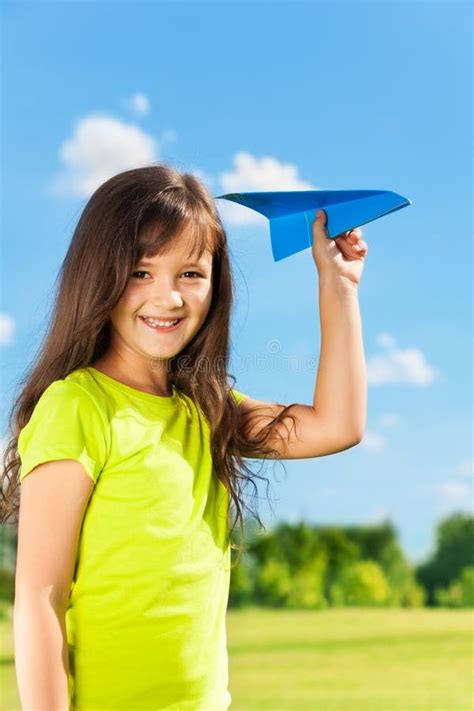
[{"x1": 348, "y1": 431, "x2": 364, "y2": 447}]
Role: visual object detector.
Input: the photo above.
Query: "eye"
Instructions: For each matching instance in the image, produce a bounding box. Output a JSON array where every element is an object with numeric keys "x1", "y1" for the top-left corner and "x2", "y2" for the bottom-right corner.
[{"x1": 131, "y1": 270, "x2": 204, "y2": 280}]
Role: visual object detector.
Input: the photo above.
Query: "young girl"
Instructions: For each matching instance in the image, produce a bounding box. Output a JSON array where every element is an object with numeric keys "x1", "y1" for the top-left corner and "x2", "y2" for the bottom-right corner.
[{"x1": 2, "y1": 163, "x2": 367, "y2": 710}]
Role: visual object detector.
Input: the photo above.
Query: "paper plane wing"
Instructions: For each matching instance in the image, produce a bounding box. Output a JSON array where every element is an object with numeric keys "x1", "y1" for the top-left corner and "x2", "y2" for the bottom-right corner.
[{"x1": 215, "y1": 189, "x2": 412, "y2": 262}]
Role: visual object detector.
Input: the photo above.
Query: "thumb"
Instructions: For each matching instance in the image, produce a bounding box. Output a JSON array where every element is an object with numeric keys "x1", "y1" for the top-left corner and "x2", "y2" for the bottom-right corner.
[{"x1": 312, "y1": 208, "x2": 328, "y2": 240}]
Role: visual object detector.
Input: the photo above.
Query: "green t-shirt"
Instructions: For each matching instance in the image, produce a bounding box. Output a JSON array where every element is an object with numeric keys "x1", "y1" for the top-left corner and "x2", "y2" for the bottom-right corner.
[{"x1": 17, "y1": 366, "x2": 248, "y2": 710}]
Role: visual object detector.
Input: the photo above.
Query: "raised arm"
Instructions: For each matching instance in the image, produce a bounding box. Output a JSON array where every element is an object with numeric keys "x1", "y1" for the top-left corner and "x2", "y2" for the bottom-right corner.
[{"x1": 236, "y1": 209, "x2": 368, "y2": 460}]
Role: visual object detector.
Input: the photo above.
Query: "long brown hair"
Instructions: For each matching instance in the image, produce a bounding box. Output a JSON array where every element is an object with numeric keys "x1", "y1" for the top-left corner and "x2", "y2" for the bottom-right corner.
[{"x1": 1, "y1": 163, "x2": 298, "y2": 565}]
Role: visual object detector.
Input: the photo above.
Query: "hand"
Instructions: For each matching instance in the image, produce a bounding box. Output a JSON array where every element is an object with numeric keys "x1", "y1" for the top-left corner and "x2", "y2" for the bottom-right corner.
[{"x1": 311, "y1": 209, "x2": 368, "y2": 286}]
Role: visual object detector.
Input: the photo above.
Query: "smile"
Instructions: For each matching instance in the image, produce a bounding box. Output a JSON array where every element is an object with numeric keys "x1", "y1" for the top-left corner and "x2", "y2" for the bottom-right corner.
[{"x1": 139, "y1": 316, "x2": 185, "y2": 333}]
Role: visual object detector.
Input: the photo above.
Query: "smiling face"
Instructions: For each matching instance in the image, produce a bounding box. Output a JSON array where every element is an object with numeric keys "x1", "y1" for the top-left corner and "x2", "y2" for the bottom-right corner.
[{"x1": 102, "y1": 221, "x2": 214, "y2": 386}]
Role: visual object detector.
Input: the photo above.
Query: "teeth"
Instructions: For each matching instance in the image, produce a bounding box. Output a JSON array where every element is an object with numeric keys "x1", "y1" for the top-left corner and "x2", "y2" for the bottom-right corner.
[{"x1": 142, "y1": 317, "x2": 179, "y2": 328}]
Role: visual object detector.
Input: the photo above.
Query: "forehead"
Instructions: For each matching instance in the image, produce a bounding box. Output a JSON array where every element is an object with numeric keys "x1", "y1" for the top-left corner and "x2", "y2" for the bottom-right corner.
[{"x1": 137, "y1": 217, "x2": 215, "y2": 266}]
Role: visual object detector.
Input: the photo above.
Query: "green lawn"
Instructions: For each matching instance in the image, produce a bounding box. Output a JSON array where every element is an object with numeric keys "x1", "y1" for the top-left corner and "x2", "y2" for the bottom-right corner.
[
  {"x1": 1, "y1": 604, "x2": 472, "y2": 710},
  {"x1": 227, "y1": 607, "x2": 473, "y2": 710}
]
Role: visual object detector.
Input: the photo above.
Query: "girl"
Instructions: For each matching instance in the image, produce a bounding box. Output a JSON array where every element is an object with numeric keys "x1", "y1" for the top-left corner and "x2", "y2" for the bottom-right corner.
[{"x1": 2, "y1": 163, "x2": 367, "y2": 710}]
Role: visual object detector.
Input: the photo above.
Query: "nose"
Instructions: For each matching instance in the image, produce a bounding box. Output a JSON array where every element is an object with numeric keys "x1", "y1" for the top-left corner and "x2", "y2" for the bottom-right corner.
[{"x1": 150, "y1": 278, "x2": 184, "y2": 309}]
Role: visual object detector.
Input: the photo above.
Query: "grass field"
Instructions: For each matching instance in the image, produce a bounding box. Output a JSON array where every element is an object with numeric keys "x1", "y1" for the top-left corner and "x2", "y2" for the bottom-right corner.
[{"x1": 1, "y1": 604, "x2": 472, "y2": 710}]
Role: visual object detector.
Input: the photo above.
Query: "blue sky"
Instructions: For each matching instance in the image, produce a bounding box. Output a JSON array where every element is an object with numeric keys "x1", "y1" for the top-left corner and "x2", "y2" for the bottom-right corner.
[{"x1": 2, "y1": 1, "x2": 472, "y2": 564}]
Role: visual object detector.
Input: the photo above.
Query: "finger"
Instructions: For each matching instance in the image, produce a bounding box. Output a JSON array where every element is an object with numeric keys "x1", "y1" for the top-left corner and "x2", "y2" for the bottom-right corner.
[
  {"x1": 317, "y1": 209, "x2": 327, "y2": 225},
  {"x1": 336, "y1": 236, "x2": 367, "y2": 257},
  {"x1": 335, "y1": 236, "x2": 358, "y2": 256},
  {"x1": 351, "y1": 240, "x2": 367, "y2": 254},
  {"x1": 314, "y1": 209, "x2": 327, "y2": 231},
  {"x1": 312, "y1": 209, "x2": 330, "y2": 242},
  {"x1": 337, "y1": 232, "x2": 362, "y2": 247}
]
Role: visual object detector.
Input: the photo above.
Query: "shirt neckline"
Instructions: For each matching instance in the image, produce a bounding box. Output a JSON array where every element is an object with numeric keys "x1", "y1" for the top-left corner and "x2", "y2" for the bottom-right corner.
[{"x1": 85, "y1": 366, "x2": 181, "y2": 407}]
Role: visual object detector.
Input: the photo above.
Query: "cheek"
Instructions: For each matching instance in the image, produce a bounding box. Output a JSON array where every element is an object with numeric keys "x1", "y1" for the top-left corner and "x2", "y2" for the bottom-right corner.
[
  {"x1": 197, "y1": 285, "x2": 213, "y2": 314},
  {"x1": 109, "y1": 290, "x2": 137, "y2": 327},
  {"x1": 185, "y1": 283, "x2": 212, "y2": 308},
  {"x1": 115, "y1": 287, "x2": 139, "y2": 312}
]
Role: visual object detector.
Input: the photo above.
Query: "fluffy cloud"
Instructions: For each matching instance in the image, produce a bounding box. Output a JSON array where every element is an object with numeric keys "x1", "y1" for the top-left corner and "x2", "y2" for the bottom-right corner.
[
  {"x1": 435, "y1": 480, "x2": 472, "y2": 505},
  {"x1": 358, "y1": 430, "x2": 387, "y2": 452},
  {"x1": 50, "y1": 113, "x2": 158, "y2": 198},
  {"x1": 367, "y1": 332, "x2": 439, "y2": 386},
  {"x1": 0, "y1": 313, "x2": 14, "y2": 346},
  {"x1": 216, "y1": 151, "x2": 315, "y2": 226},
  {"x1": 126, "y1": 92, "x2": 150, "y2": 117}
]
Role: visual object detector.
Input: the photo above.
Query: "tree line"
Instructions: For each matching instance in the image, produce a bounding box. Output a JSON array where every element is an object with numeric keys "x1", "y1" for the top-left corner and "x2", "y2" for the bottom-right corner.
[
  {"x1": 0, "y1": 511, "x2": 472, "y2": 615},
  {"x1": 228, "y1": 512, "x2": 474, "y2": 609}
]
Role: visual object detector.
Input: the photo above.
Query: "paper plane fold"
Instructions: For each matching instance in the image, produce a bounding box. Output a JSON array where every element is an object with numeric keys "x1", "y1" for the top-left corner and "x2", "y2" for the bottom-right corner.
[{"x1": 215, "y1": 189, "x2": 412, "y2": 261}]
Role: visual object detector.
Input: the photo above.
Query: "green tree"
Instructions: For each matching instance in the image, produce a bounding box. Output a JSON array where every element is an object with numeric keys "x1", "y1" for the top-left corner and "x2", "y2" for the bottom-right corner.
[
  {"x1": 329, "y1": 560, "x2": 391, "y2": 606},
  {"x1": 0, "y1": 523, "x2": 17, "y2": 604},
  {"x1": 340, "y1": 520, "x2": 426, "y2": 607},
  {"x1": 416, "y1": 512, "x2": 474, "y2": 606},
  {"x1": 434, "y1": 565, "x2": 474, "y2": 607},
  {"x1": 249, "y1": 521, "x2": 325, "y2": 572},
  {"x1": 401, "y1": 579, "x2": 427, "y2": 607},
  {"x1": 343, "y1": 520, "x2": 402, "y2": 574},
  {"x1": 229, "y1": 555, "x2": 254, "y2": 607},
  {"x1": 285, "y1": 552, "x2": 329, "y2": 609},
  {"x1": 317, "y1": 526, "x2": 361, "y2": 599},
  {"x1": 254, "y1": 559, "x2": 292, "y2": 607}
]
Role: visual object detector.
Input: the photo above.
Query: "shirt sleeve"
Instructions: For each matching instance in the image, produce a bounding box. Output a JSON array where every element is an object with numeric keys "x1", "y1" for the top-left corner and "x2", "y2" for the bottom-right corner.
[
  {"x1": 17, "y1": 380, "x2": 109, "y2": 485},
  {"x1": 230, "y1": 388, "x2": 249, "y2": 406}
]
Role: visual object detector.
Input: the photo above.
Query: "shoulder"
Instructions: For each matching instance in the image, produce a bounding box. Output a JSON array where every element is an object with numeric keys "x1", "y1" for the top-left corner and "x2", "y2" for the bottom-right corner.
[
  {"x1": 64, "y1": 369, "x2": 110, "y2": 422},
  {"x1": 229, "y1": 387, "x2": 250, "y2": 406},
  {"x1": 41, "y1": 374, "x2": 102, "y2": 409},
  {"x1": 23, "y1": 371, "x2": 110, "y2": 434},
  {"x1": 18, "y1": 373, "x2": 111, "y2": 484},
  {"x1": 30, "y1": 378, "x2": 91, "y2": 411}
]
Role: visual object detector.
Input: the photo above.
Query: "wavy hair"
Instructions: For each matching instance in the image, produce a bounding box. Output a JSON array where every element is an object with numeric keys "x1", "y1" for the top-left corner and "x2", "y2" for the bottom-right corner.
[{"x1": 1, "y1": 163, "x2": 298, "y2": 566}]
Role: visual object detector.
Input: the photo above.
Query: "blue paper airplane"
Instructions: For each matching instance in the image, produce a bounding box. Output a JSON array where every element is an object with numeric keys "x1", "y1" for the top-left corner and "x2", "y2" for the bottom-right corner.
[{"x1": 215, "y1": 190, "x2": 412, "y2": 262}]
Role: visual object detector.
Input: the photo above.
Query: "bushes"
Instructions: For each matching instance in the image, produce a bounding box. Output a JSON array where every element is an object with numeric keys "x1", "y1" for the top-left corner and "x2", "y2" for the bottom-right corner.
[
  {"x1": 228, "y1": 518, "x2": 446, "y2": 610},
  {"x1": 255, "y1": 559, "x2": 292, "y2": 607},
  {"x1": 434, "y1": 566, "x2": 474, "y2": 608},
  {"x1": 329, "y1": 561, "x2": 390, "y2": 607},
  {"x1": 416, "y1": 512, "x2": 474, "y2": 606}
]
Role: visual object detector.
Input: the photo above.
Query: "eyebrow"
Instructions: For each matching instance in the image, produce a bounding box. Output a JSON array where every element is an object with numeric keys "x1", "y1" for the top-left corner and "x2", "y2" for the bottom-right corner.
[{"x1": 137, "y1": 259, "x2": 209, "y2": 268}]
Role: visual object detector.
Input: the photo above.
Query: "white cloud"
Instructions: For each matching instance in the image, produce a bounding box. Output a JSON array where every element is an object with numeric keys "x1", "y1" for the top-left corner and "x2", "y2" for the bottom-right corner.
[
  {"x1": 0, "y1": 313, "x2": 15, "y2": 345},
  {"x1": 216, "y1": 152, "x2": 315, "y2": 226},
  {"x1": 376, "y1": 332, "x2": 396, "y2": 349},
  {"x1": 435, "y1": 480, "x2": 473, "y2": 506},
  {"x1": 126, "y1": 92, "x2": 150, "y2": 117},
  {"x1": 430, "y1": 459, "x2": 474, "y2": 514},
  {"x1": 359, "y1": 430, "x2": 387, "y2": 452},
  {"x1": 367, "y1": 332, "x2": 439, "y2": 386},
  {"x1": 50, "y1": 113, "x2": 158, "y2": 198}
]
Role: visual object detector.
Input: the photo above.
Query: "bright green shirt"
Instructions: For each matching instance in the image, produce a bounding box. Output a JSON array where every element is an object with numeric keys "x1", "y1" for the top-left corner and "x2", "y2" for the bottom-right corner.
[{"x1": 17, "y1": 366, "x2": 248, "y2": 710}]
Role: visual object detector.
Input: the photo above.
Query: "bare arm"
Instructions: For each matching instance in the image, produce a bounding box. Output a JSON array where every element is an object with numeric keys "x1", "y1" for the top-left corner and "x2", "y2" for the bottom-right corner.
[
  {"x1": 14, "y1": 460, "x2": 94, "y2": 711},
  {"x1": 237, "y1": 276, "x2": 366, "y2": 460},
  {"x1": 13, "y1": 599, "x2": 70, "y2": 711},
  {"x1": 313, "y1": 273, "x2": 366, "y2": 440}
]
